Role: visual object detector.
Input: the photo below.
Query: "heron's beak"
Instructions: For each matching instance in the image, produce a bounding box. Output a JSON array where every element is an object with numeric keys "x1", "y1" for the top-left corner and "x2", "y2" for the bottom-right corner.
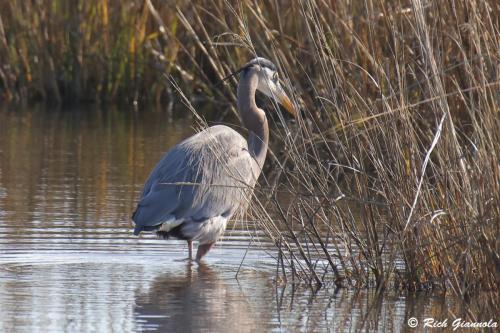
[{"x1": 278, "y1": 91, "x2": 297, "y2": 118}]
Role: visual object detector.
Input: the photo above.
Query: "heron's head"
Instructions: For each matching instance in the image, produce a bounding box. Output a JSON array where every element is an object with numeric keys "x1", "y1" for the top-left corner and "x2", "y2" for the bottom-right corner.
[{"x1": 237, "y1": 57, "x2": 297, "y2": 118}]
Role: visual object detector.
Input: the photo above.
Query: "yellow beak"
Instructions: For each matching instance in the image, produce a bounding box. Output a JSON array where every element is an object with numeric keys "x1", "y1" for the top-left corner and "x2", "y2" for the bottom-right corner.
[{"x1": 279, "y1": 93, "x2": 297, "y2": 118}]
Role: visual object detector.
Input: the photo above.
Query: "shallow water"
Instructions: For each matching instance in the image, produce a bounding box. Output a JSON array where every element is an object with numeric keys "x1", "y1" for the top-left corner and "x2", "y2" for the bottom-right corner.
[{"x1": 0, "y1": 105, "x2": 475, "y2": 332}]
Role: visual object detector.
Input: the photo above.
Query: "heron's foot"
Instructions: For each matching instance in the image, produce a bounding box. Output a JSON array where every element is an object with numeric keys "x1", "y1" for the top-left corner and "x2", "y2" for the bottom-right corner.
[
  {"x1": 174, "y1": 257, "x2": 193, "y2": 262},
  {"x1": 173, "y1": 240, "x2": 193, "y2": 262},
  {"x1": 195, "y1": 242, "x2": 215, "y2": 262}
]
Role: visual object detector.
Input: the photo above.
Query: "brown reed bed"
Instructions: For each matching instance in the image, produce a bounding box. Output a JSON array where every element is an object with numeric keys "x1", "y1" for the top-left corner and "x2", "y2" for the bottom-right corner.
[
  {"x1": 151, "y1": 0, "x2": 499, "y2": 319},
  {"x1": 2, "y1": 0, "x2": 499, "y2": 319},
  {"x1": 1, "y1": 0, "x2": 175, "y2": 103}
]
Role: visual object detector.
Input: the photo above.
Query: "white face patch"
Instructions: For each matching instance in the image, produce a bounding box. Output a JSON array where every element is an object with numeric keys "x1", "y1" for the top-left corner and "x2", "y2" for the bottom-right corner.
[{"x1": 256, "y1": 67, "x2": 282, "y2": 99}]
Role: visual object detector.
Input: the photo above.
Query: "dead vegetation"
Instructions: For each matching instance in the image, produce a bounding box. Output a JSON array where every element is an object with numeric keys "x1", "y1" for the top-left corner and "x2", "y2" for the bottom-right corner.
[{"x1": 1, "y1": 0, "x2": 499, "y2": 319}]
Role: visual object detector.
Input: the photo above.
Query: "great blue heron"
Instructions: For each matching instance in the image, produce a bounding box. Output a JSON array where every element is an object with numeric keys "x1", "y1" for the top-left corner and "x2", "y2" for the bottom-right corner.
[{"x1": 132, "y1": 57, "x2": 296, "y2": 261}]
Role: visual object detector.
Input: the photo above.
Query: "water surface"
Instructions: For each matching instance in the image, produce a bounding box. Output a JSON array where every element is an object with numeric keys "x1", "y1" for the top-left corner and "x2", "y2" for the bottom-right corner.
[{"x1": 0, "y1": 104, "x2": 471, "y2": 332}]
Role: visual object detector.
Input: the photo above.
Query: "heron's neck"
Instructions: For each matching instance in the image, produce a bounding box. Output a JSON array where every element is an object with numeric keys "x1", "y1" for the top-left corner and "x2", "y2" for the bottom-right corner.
[{"x1": 237, "y1": 68, "x2": 269, "y2": 169}]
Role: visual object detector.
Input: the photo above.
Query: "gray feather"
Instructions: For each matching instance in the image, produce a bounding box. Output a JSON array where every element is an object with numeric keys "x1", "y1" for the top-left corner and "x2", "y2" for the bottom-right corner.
[{"x1": 132, "y1": 125, "x2": 259, "y2": 233}]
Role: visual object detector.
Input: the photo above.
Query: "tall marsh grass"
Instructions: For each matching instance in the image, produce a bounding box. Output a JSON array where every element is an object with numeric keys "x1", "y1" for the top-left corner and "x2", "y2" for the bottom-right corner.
[
  {"x1": 1, "y1": 0, "x2": 183, "y2": 102},
  {"x1": 2, "y1": 0, "x2": 498, "y2": 318},
  {"x1": 150, "y1": 0, "x2": 499, "y2": 318}
]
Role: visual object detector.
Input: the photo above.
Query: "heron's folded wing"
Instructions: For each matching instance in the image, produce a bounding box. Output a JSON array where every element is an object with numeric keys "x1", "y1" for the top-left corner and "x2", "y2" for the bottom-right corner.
[
  {"x1": 132, "y1": 125, "x2": 256, "y2": 228},
  {"x1": 132, "y1": 144, "x2": 198, "y2": 227}
]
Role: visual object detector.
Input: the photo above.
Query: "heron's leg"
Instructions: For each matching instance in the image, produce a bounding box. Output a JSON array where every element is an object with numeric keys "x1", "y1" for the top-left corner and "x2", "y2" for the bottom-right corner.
[
  {"x1": 188, "y1": 240, "x2": 193, "y2": 260},
  {"x1": 195, "y1": 242, "x2": 214, "y2": 262}
]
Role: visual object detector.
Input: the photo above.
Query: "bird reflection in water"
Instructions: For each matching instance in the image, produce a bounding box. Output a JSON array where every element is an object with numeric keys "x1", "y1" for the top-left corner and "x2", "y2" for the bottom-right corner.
[{"x1": 134, "y1": 263, "x2": 259, "y2": 332}]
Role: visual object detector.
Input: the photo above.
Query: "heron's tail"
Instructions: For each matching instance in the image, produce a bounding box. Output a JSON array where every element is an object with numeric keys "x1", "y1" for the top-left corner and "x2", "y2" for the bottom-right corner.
[
  {"x1": 133, "y1": 225, "x2": 142, "y2": 236},
  {"x1": 133, "y1": 224, "x2": 162, "y2": 235},
  {"x1": 132, "y1": 208, "x2": 161, "y2": 235},
  {"x1": 156, "y1": 231, "x2": 170, "y2": 239}
]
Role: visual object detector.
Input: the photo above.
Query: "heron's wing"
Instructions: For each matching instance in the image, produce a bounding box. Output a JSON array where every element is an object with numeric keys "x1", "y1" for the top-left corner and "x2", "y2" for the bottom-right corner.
[
  {"x1": 132, "y1": 144, "x2": 195, "y2": 227},
  {"x1": 132, "y1": 125, "x2": 258, "y2": 230}
]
